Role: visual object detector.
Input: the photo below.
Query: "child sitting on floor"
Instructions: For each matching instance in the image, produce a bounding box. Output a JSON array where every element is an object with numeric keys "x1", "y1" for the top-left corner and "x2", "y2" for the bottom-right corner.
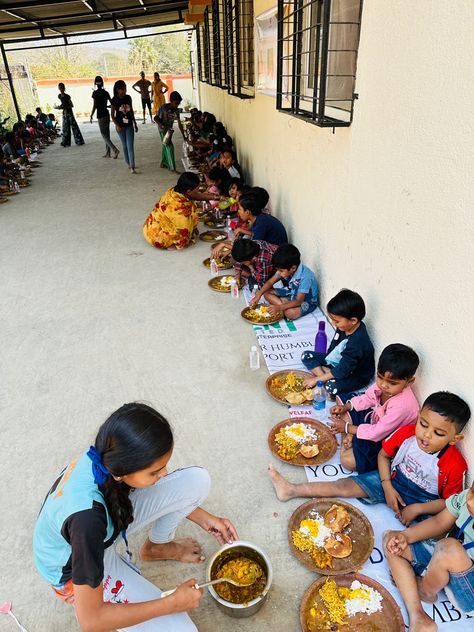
[
  {"x1": 384, "y1": 478, "x2": 474, "y2": 630},
  {"x1": 234, "y1": 192, "x2": 288, "y2": 245},
  {"x1": 231, "y1": 239, "x2": 278, "y2": 288},
  {"x1": 250, "y1": 244, "x2": 318, "y2": 320},
  {"x1": 205, "y1": 166, "x2": 231, "y2": 210},
  {"x1": 219, "y1": 149, "x2": 243, "y2": 179},
  {"x1": 302, "y1": 289, "x2": 375, "y2": 397},
  {"x1": 269, "y1": 391, "x2": 469, "y2": 526},
  {"x1": 329, "y1": 343, "x2": 420, "y2": 474}
]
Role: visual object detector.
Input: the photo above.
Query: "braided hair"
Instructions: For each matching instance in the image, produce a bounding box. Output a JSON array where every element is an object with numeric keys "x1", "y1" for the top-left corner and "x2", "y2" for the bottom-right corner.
[{"x1": 95, "y1": 403, "x2": 173, "y2": 532}]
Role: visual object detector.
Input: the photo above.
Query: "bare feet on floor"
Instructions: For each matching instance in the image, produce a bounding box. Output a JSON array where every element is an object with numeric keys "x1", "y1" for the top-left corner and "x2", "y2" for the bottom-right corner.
[
  {"x1": 268, "y1": 464, "x2": 297, "y2": 502},
  {"x1": 416, "y1": 577, "x2": 438, "y2": 604},
  {"x1": 140, "y1": 537, "x2": 205, "y2": 563},
  {"x1": 409, "y1": 611, "x2": 438, "y2": 632}
]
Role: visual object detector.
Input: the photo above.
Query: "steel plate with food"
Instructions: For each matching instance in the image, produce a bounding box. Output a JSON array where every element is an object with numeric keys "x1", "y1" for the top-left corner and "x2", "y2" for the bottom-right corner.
[
  {"x1": 288, "y1": 499, "x2": 374, "y2": 575},
  {"x1": 208, "y1": 275, "x2": 241, "y2": 293},
  {"x1": 202, "y1": 256, "x2": 233, "y2": 270},
  {"x1": 268, "y1": 418, "x2": 337, "y2": 466},
  {"x1": 300, "y1": 573, "x2": 404, "y2": 632},
  {"x1": 266, "y1": 370, "x2": 315, "y2": 405},
  {"x1": 241, "y1": 305, "x2": 283, "y2": 325},
  {"x1": 199, "y1": 230, "x2": 228, "y2": 242}
]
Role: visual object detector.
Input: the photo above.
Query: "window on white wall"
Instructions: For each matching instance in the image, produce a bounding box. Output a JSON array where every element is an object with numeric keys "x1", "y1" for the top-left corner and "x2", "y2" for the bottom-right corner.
[{"x1": 277, "y1": 0, "x2": 363, "y2": 127}]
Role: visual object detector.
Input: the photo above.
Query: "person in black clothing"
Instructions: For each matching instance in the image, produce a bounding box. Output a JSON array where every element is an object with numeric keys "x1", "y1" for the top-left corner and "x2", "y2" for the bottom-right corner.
[
  {"x1": 302, "y1": 289, "x2": 375, "y2": 397},
  {"x1": 90, "y1": 76, "x2": 119, "y2": 159},
  {"x1": 56, "y1": 82, "x2": 84, "y2": 147},
  {"x1": 111, "y1": 80, "x2": 138, "y2": 173}
]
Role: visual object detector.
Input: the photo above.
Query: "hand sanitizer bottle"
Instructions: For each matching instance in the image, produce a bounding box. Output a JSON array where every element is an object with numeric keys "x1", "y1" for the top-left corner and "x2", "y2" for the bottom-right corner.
[
  {"x1": 249, "y1": 346, "x2": 260, "y2": 370},
  {"x1": 210, "y1": 258, "x2": 219, "y2": 277},
  {"x1": 230, "y1": 278, "x2": 239, "y2": 299}
]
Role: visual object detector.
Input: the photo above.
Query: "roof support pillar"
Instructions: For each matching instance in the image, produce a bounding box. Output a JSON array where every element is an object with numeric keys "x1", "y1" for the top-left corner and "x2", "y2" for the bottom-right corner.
[{"x1": 0, "y1": 42, "x2": 21, "y2": 121}]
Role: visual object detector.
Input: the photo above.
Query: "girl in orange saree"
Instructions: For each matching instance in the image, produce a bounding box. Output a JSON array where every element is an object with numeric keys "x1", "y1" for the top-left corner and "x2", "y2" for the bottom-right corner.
[{"x1": 143, "y1": 172, "x2": 200, "y2": 249}]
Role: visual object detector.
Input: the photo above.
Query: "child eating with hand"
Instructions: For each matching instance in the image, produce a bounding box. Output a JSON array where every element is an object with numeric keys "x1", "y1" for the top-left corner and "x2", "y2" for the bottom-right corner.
[
  {"x1": 234, "y1": 192, "x2": 287, "y2": 245},
  {"x1": 302, "y1": 289, "x2": 375, "y2": 397},
  {"x1": 329, "y1": 343, "x2": 420, "y2": 473},
  {"x1": 384, "y1": 478, "x2": 474, "y2": 631},
  {"x1": 269, "y1": 391, "x2": 469, "y2": 529},
  {"x1": 251, "y1": 244, "x2": 318, "y2": 320},
  {"x1": 231, "y1": 239, "x2": 277, "y2": 288}
]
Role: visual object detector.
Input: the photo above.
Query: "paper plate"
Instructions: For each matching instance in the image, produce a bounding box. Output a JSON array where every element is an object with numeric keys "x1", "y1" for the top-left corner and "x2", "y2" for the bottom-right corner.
[
  {"x1": 199, "y1": 230, "x2": 227, "y2": 242},
  {"x1": 268, "y1": 418, "x2": 337, "y2": 466},
  {"x1": 266, "y1": 370, "x2": 315, "y2": 406},
  {"x1": 203, "y1": 257, "x2": 233, "y2": 270},
  {"x1": 288, "y1": 499, "x2": 374, "y2": 575},
  {"x1": 208, "y1": 275, "x2": 239, "y2": 293},
  {"x1": 241, "y1": 306, "x2": 283, "y2": 325},
  {"x1": 300, "y1": 572, "x2": 404, "y2": 631}
]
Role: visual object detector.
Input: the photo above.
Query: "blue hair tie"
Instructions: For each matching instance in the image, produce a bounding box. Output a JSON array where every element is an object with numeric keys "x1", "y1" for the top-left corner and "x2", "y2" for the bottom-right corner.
[{"x1": 87, "y1": 445, "x2": 110, "y2": 485}]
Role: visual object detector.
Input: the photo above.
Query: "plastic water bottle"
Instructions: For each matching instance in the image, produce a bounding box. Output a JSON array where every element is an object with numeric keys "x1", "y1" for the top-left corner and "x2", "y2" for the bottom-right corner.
[
  {"x1": 226, "y1": 216, "x2": 234, "y2": 239},
  {"x1": 8, "y1": 178, "x2": 14, "y2": 191},
  {"x1": 14, "y1": 182, "x2": 20, "y2": 192},
  {"x1": 210, "y1": 258, "x2": 219, "y2": 277},
  {"x1": 249, "y1": 346, "x2": 260, "y2": 370},
  {"x1": 314, "y1": 321, "x2": 328, "y2": 353},
  {"x1": 230, "y1": 278, "x2": 239, "y2": 299},
  {"x1": 250, "y1": 284, "x2": 258, "y2": 301},
  {"x1": 313, "y1": 380, "x2": 326, "y2": 420}
]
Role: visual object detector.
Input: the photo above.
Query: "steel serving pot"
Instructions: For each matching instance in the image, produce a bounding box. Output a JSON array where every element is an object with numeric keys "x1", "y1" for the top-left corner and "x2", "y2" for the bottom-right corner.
[{"x1": 206, "y1": 540, "x2": 273, "y2": 618}]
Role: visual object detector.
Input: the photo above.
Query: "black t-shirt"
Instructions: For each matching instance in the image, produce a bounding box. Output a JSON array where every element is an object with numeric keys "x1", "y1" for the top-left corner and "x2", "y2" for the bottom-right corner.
[
  {"x1": 92, "y1": 88, "x2": 111, "y2": 118},
  {"x1": 59, "y1": 501, "x2": 118, "y2": 587},
  {"x1": 111, "y1": 95, "x2": 134, "y2": 127}
]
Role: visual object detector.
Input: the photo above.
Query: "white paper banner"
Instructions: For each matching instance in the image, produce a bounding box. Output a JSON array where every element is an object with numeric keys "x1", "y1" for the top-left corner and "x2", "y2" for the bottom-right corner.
[
  {"x1": 246, "y1": 301, "x2": 332, "y2": 373},
  {"x1": 286, "y1": 407, "x2": 471, "y2": 629}
]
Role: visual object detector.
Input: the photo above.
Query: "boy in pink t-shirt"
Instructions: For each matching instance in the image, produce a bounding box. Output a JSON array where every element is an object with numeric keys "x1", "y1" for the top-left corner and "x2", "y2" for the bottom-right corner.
[{"x1": 329, "y1": 343, "x2": 420, "y2": 473}]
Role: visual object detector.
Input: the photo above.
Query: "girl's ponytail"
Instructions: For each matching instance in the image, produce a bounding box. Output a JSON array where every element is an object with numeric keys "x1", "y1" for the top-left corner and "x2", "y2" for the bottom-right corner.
[{"x1": 94, "y1": 403, "x2": 174, "y2": 532}]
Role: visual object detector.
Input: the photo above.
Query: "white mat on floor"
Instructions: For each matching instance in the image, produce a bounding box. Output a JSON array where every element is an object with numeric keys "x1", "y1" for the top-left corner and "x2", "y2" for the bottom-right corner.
[
  {"x1": 242, "y1": 286, "x2": 333, "y2": 373},
  {"x1": 285, "y1": 406, "x2": 469, "y2": 629}
]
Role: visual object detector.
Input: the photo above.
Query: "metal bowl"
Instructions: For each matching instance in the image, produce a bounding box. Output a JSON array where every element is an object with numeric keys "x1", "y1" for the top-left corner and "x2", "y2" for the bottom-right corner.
[{"x1": 206, "y1": 540, "x2": 273, "y2": 618}]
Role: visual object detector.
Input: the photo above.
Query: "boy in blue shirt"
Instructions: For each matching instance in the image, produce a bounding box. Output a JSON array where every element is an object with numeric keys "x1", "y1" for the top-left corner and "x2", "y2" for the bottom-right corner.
[
  {"x1": 234, "y1": 192, "x2": 288, "y2": 246},
  {"x1": 250, "y1": 244, "x2": 318, "y2": 320}
]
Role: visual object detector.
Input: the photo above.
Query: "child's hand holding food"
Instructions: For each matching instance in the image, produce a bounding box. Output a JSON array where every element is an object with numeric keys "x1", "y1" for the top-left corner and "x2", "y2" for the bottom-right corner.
[
  {"x1": 303, "y1": 375, "x2": 317, "y2": 388},
  {"x1": 384, "y1": 531, "x2": 408, "y2": 556},
  {"x1": 329, "y1": 416, "x2": 347, "y2": 434},
  {"x1": 330, "y1": 403, "x2": 349, "y2": 416}
]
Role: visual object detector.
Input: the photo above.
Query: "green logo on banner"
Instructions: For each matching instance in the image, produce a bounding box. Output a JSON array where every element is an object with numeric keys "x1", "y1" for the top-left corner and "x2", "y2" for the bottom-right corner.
[{"x1": 253, "y1": 321, "x2": 297, "y2": 332}]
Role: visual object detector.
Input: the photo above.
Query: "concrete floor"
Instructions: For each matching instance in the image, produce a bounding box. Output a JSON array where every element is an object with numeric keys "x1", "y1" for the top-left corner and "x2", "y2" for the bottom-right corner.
[{"x1": 0, "y1": 124, "x2": 317, "y2": 632}]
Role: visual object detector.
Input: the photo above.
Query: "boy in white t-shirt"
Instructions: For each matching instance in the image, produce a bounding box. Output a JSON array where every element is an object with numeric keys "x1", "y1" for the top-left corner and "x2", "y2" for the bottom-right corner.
[{"x1": 269, "y1": 392, "x2": 470, "y2": 526}]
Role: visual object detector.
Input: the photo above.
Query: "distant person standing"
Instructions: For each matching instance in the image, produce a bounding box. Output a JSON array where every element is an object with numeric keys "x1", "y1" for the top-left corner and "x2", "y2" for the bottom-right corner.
[
  {"x1": 56, "y1": 82, "x2": 84, "y2": 147},
  {"x1": 155, "y1": 91, "x2": 184, "y2": 173},
  {"x1": 90, "y1": 75, "x2": 119, "y2": 159},
  {"x1": 111, "y1": 80, "x2": 138, "y2": 174},
  {"x1": 132, "y1": 71, "x2": 152, "y2": 124},
  {"x1": 151, "y1": 72, "x2": 168, "y2": 117}
]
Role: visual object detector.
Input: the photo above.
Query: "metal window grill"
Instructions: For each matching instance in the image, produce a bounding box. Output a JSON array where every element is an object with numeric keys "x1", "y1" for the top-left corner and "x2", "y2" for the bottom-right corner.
[
  {"x1": 225, "y1": 0, "x2": 255, "y2": 98},
  {"x1": 276, "y1": 0, "x2": 363, "y2": 127},
  {"x1": 210, "y1": 0, "x2": 224, "y2": 87}
]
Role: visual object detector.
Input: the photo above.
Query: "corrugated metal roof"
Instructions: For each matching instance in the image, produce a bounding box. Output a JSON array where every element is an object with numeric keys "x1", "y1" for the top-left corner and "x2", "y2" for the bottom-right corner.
[{"x1": 0, "y1": 0, "x2": 189, "y2": 43}]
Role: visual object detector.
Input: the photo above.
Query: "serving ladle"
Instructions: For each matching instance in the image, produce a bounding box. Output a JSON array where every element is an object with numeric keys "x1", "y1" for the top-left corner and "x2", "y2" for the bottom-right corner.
[{"x1": 161, "y1": 569, "x2": 258, "y2": 598}]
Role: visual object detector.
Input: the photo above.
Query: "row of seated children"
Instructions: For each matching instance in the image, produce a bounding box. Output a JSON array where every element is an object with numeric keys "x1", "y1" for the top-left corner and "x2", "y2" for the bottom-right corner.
[
  {"x1": 0, "y1": 111, "x2": 57, "y2": 203},
  {"x1": 188, "y1": 115, "x2": 473, "y2": 624},
  {"x1": 184, "y1": 110, "x2": 244, "y2": 181}
]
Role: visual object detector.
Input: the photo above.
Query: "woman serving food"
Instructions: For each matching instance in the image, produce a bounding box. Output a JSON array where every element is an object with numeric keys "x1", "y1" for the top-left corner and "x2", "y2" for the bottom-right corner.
[{"x1": 33, "y1": 403, "x2": 238, "y2": 631}]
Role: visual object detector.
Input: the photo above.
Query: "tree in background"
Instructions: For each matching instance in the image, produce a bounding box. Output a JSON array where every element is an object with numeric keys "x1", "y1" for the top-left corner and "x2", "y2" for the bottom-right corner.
[
  {"x1": 153, "y1": 28, "x2": 191, "y2": 74},
  {"x1": 29, "y1": 46, "x2": 96, "y2": 79},
  {"x1": 128, "y1": 38, "x2": 156, "y2": 72}
]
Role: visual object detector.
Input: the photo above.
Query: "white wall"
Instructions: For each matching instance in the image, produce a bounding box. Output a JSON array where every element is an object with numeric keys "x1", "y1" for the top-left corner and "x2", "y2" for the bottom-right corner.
[
  {"x1": 35, "y1": 77, "x2": 195, "y2": 119},
  {"x1": 199, "y1": 0, "x2": 474, "y2": 475}
]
